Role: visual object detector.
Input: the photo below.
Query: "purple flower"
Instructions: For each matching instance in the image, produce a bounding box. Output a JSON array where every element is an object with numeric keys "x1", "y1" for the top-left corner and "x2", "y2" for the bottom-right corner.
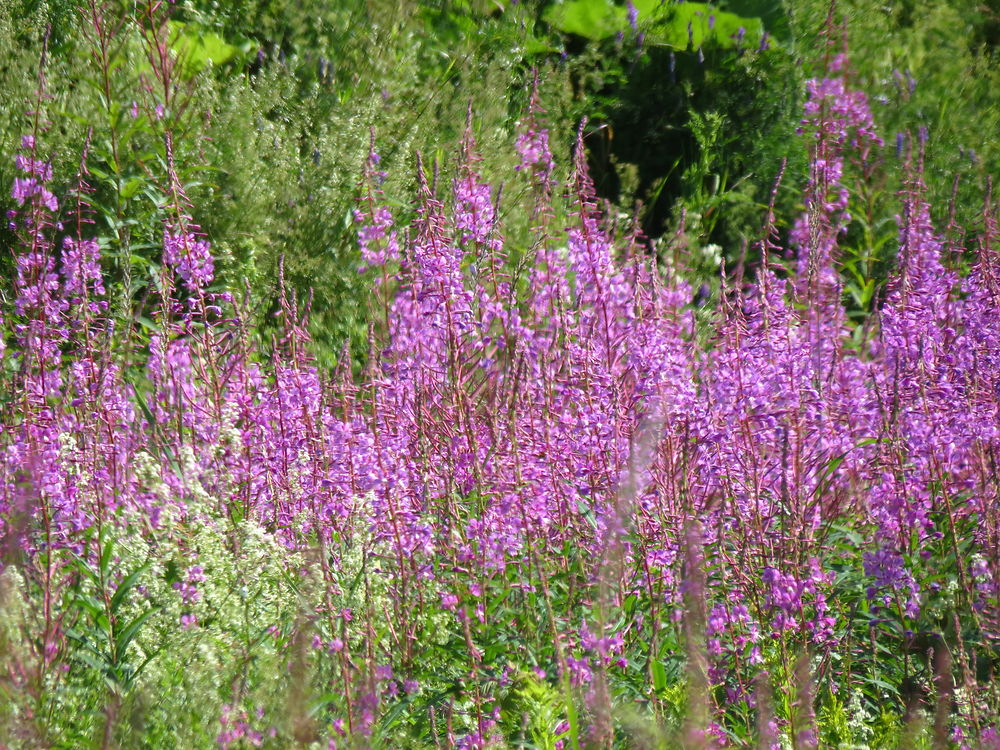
[
  {"x1": 62, "y1": 237, "x2": 104, "y2": 300},
  {"x1": 163, "y1": 227, "x2": 215, "y2": 290},
  {"x1": 626, "y1": 0, "x2": 638, "y2": 31}
]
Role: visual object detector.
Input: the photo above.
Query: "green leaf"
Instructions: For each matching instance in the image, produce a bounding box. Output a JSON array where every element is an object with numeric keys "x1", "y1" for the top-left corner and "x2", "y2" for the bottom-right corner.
[
  {"x1": 109, "y1": 562, "x2": 151, "y2": 614},
  {"x1": 543, "y1": 0, "x2": 625, "y2": 41},
  {"x1": 168, "y1": 21, "x2": 244, "y2": 76},
  {"x1": 725, "y1": 0, "x2": 789, "y2": 41},
  {"x1": 70, "y1": 553, "x2": 102, "y2": 587},
  {"x1": 575, "y1": 499, "x2": 599, "y2": 530},
  {"x1": 648, "y1": 3, "x2": 764, "y2": 50},
  {"x1": 651, "y1": 658, "x2": 667, "y2": 692},
  {"x1": 134, "y1": 316, "x2": 158, "y2": 332},
  {"x1": 73, "y1": 648, "x2": 113, "y2": 675},
  {"x1": 115, "y1": 607, "x2": 159, "y2": 657},
  {"x1": 523, "y1": 35, "x2": 560, "y2": 56},
  {"x1": 377, "y1": 695, "x2": 415, "y2": 732},
  {"x1": 308, "y1": 694, "x2": 335, "y2": 718},
  {"x1": 64, "y1": 626, "x2": 100, "y2": 652},
  {"x1": 120, "y1": 177, "x2": 146, "y2": 201},
  {"x1": 100, "y1": 538, "x2": 114, "y2": 577}
]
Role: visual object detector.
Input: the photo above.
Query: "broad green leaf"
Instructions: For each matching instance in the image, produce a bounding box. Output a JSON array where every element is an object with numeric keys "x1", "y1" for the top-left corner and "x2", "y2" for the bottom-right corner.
[
  {"x1": 651, "y1": 658, "x2": 667, "y2": 692},
  {"x1": 120, "y1": 177, "x2": 146, "y2": 200},
  {"x1": 115, "y1": 607, "x2": 159, "y2": 657},
  {"x1": 543, "y1": 0, "x2": 626, "y2": 41},
  {"x1": 168, "y1": 21, "x2": 243, "y2": 76},
  {"x1": 109, "y1": 562, "x2": 151, "y2": 614}
]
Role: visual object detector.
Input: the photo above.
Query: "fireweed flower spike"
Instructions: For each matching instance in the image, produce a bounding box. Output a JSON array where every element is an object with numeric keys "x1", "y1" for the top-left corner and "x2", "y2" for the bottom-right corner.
[
  {"x1": 515, "y1": 73, "x2": 556, "y2": 184},
  {"x1": 163, "y1": 226, "x2": 215, "y2": 292},
  {"x1": 356, "y1": 134, "x2": 400, "y2": 275}
]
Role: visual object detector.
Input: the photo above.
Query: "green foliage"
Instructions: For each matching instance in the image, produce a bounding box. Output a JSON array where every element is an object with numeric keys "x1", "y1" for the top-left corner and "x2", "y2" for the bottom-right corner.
[
  {"x1": 540, "y1": 0, "x2": 804, "y2": 278},
  {"x1": 5, "y1": 0, "x2": 1000, "y2": 360},
  {"x1": 0, "y1": 0, "x2": 577, "y2": 367},
  {"x1": 543, "y1": 0, "x2": 630, "y2": 41},
  {"x1": 64, "y1": 538, "x2": 159, "y2": 696},
  {"x1": 182, "y1": 0, "x2": 576, "y2": 367},
  {"x1": 166, "y1": 20, "x2": 254, "y2": 77},
  {"x1": 543, "y1": 0, "x2": 765, "y2": 47},
  {"x1": 789, "y1": 0, "x2": 1000, "y2": 244}
]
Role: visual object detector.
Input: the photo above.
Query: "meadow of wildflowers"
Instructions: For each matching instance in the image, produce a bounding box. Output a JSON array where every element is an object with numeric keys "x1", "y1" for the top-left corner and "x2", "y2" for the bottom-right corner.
[{"x1": 2, "y1": 2, "x2": 1000, "y2": 749}]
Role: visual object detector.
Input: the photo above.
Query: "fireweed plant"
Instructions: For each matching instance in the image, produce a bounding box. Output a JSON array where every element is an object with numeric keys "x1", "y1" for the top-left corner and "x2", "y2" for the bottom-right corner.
[{"x1": 2, "y1": 32, "x2": 1000, "y2": 750}]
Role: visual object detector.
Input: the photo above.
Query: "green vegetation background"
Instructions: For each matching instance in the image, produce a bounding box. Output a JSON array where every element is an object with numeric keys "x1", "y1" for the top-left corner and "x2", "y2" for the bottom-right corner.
[{"x1": 3, "y1": 0, "x2": 998, "y2": 368}]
